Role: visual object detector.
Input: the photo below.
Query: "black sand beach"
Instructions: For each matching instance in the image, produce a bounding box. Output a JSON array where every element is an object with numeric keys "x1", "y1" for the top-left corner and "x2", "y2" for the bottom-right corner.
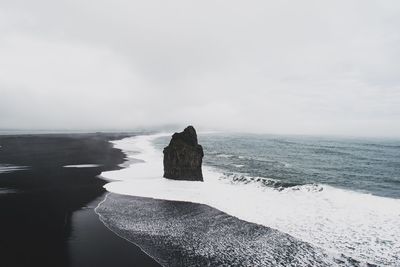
[
  {"x1": 97, "y1": 193, "x2": 363, "y2": 267},
  {"x1": 0, "y1": 133, "x2": 371, "y2": 267},
  {"x1": 0, "y1": 133, "x2": 160, "y2": 267}
]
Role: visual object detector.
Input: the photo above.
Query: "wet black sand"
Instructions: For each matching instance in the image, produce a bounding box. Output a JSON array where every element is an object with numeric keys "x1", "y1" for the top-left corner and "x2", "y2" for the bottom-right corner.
[
  {"x1": 0, "y1": 133, "x2": 160, "y2": 267},
  {"x1": 97, "y1": 193, "x2": 362, "y2": 267}
]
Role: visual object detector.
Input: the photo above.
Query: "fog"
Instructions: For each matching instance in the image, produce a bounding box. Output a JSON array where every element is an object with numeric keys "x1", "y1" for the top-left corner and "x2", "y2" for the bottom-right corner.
[{"x1": 1, "y1": 1, "x2": 400, "y2": 137}]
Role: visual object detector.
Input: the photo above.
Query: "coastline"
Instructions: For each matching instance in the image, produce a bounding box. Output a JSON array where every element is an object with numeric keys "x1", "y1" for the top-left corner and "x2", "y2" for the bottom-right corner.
[
  {"x1": 2, "y1": 132, "x2": 397, "y2": 266},
  {"x1": 97, "y1": 134, "x2": 356, "y2": 266},
  {"x1": 68, "y1": 191, "x2": 161, "y2": 267},
  {"x1": 96, "y1": 192, "x2": 349, "y2": 266},
  {"x1": 95, "y1": 193, "x2": 164, "y2": 267},
  {"x1": 98, "y1": 133, "x2": 400, "y2": 266},
  {"x1": 0, "y1": 133, "x2": 160, "y2": 267}
]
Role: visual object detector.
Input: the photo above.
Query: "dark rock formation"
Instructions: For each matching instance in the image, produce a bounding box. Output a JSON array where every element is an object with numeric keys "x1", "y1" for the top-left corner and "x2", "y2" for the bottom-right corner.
[{"x1": 163, "y1": 126, "x2": 203, "y2": 181}]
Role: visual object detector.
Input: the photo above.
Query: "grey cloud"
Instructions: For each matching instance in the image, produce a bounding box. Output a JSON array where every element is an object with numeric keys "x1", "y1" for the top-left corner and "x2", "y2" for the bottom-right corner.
[{"x1": 1, "y1": 0, "x2": 400, "y2": 137}]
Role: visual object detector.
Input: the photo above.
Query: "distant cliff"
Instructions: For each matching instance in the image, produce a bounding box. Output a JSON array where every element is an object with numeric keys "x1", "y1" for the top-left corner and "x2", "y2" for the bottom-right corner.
[{"x1": 163, "y1": 126, "x2": 203, "y2": 181}]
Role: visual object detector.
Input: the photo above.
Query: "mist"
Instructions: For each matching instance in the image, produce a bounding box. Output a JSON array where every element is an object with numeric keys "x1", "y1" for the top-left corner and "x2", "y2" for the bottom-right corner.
[{"x1": 1, "y1": 1, "x2": 400, "y2": 137}]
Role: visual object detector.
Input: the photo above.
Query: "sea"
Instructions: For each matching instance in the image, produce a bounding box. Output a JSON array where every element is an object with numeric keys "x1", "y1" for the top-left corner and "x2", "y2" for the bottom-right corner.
[{"x1": 98, "y1": 132, "x2": 400, "y2": 266}]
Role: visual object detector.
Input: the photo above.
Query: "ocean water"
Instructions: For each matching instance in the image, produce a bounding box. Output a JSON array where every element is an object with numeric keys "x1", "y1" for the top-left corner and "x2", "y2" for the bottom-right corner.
[
  {"x1": 155, "y1": 133, "x2": 400, "y2": 198},
  {"x1": 100, "y1": 133, "x2": 400, "y2": 266}
]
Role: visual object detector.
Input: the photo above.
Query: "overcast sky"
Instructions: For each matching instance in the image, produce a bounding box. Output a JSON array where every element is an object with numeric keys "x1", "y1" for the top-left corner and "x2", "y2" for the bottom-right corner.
[{"x1": 1, "y1": 1, "x2": 400, "y2": 137}]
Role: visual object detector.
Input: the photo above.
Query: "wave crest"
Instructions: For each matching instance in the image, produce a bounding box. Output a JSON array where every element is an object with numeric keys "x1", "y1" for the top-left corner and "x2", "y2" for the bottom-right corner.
[{"x1": 100, "y1": 134, "x2": 400, "y2": 266}]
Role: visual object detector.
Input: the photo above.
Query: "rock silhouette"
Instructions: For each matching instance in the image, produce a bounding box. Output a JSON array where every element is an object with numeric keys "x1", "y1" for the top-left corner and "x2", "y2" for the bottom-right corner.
[{"x1": 163, "y1": 126, "x2": 203, "y2": 181}]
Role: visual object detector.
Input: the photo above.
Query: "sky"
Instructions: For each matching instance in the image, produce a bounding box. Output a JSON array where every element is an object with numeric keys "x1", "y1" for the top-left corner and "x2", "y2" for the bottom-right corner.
[{"x1": 1, "y1": 1, "x2": 400, "y2": 137}]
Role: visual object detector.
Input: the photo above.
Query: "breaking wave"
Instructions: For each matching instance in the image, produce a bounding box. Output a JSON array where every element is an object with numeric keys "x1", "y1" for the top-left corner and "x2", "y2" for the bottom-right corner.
[{"x1": 100, "y1": 134, "x2": 400, "y2": 266}]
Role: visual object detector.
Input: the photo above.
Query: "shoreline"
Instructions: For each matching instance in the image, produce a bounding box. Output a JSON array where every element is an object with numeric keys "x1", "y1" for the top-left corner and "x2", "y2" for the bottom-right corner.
[
  {"x1": 96, "y1": 192, "x2": 357, "y2": 266},
  {"x1": 0, "y1": 133, "x2": 160, "y2": 267},
  {"x1": 95, "y1": 192, "x2": 164, "y2": 267},
  {"x1": 98, "y1": 135, "x2": 351, "y2": 266},
  {"x1": 99, "y1": 133, "x2": 400, "y2": 266},
  {"x1": 68, "y1": 191, "x2": 161, "y2": 267}
]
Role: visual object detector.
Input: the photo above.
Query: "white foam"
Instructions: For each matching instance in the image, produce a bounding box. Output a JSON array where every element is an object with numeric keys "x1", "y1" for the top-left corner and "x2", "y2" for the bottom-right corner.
[
  {"x1": 101, "y1": 134, "x2": 400, "y2": 266},
  {"x1": 216, "y1": 154, "x2": 233, "y2": 158},
  {"x1": 0, "y1": 188, "x2": 18, "y2": 194},
  {"x1": 63, "y1": 164, "x2": 100, "y2": 168},
  {"x1": 0, "y1": 164, "x2": 29, "y2": 173},
  {"x1": 233, "y1": 164, "x2": 244, "y2": 168}
]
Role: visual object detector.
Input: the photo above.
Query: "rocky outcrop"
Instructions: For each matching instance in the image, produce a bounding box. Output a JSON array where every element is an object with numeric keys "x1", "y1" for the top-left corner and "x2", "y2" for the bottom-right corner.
[{"x1": 163, "y1": 126, "x2": 203, "y2": 181}]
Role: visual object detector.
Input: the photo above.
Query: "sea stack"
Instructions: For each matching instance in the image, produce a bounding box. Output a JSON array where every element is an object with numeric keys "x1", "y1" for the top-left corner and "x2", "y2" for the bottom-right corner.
[{"x1": 163, "y1": 126, "x2": 204, "y2": 181}]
